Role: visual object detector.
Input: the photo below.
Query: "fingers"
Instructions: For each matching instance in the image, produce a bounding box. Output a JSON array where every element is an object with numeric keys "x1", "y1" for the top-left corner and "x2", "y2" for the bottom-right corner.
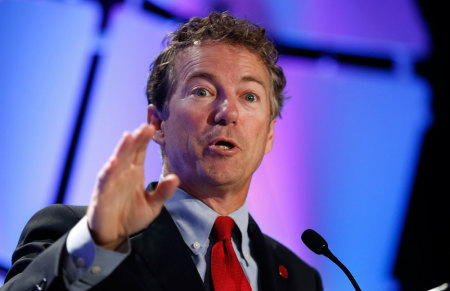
[
  {"x1": 113, "y1": 124, "x2": 154, "y2": 168},
  {"x1": 147, "y1": 174, "x2": 180, "y2": 208},
  {"x1": 112, "y1": 131, "x2": 133, "y2": 159},
  {"x1": 96, "y1": 157, "x2": 118, "y2": 193},
  {"x1": 98, "y1": 124, "x2": 150, "y2": 177},
  {"x1": 134, "y1": 124, "x2": 154, "y2": 165},
  {"x1": 95, "y1": 124, "x2": 154, "y2": 195}
]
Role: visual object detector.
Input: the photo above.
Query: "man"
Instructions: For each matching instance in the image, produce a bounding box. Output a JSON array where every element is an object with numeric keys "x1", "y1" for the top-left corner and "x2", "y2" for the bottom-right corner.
[{"x1": 2, "y1": 12, "x2": 322, "y2": 290}]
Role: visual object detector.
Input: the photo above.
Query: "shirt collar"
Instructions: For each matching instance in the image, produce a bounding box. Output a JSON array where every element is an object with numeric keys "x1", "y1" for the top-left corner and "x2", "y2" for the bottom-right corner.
[{"x1": 164, "y1": 187, "x2": 249, "y2": 255}]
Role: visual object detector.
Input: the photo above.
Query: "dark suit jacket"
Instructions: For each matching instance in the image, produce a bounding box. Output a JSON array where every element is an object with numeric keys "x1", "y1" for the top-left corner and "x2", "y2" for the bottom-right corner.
[{"x1": 2, "y1": 204, "x2": 322, "y2": 291}]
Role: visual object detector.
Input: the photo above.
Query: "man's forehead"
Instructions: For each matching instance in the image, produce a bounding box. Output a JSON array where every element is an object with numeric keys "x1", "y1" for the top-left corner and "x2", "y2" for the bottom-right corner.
[{"x1": 173, "y1": 42, "x2": 270, "y2": 85}]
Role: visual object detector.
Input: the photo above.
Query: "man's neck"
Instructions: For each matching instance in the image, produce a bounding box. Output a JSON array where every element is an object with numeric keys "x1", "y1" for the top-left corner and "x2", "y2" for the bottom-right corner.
[{"x1": 178, "y1": 183, "x2": 249, "y2": 215}]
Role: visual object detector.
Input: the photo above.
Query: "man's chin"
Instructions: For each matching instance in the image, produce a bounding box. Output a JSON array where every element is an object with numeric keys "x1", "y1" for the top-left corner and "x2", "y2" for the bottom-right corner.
[{"x1": 200, "y1": 171, "x2": 251, "y2": 192}]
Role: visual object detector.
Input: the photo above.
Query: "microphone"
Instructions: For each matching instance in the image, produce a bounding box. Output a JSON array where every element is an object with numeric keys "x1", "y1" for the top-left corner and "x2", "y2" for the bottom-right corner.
[{"x1": 301, "y1": 229, "x2": 362, "y2": 291}]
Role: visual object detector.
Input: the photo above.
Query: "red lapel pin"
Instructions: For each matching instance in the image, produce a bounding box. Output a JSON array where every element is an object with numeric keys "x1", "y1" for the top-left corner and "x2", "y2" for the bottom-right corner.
[{"x1": 278, "y1": 265, "x2": 288, "y2": 279}]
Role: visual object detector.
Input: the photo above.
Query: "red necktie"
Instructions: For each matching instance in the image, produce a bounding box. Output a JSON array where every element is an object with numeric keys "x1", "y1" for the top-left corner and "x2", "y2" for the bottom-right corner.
[{"x1": 211, "y1": 216, "x2": 252, "y2": 291}]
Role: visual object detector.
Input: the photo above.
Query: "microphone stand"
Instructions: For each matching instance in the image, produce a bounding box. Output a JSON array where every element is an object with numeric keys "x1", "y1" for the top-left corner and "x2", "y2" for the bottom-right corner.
[
  {"x1": 322, "y1": 248, "x2": 361, "y2": 291},
  {"x1": 302, "y1": 229, "x2": 362, "y2": 291}
]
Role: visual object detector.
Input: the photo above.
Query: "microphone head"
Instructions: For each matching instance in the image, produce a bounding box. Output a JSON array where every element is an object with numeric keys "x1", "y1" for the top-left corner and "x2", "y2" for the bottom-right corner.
[{"x1": 301, "y1": 229, "x2": 329, "y2": 255}]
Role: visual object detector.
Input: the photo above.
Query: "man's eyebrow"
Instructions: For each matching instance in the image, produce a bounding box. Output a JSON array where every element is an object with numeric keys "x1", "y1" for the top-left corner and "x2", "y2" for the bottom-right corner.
[
  {"x1": 186, "y1": 72, "x2": 266, "y2": 88},
  {"x1": 186, "y1": 72, "x2": 216, "y2": 82},
  {"x1": 241, "y1": 75, "x2": 266, "y2": 88}
]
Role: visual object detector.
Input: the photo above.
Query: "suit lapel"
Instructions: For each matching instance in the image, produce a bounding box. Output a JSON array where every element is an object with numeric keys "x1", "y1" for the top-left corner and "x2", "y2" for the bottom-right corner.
[
  {"x1": 248, "y1": 215, "x2": 286, "y2": 291},
  {"x1": 131, "y1": 207, "x2": 205, "y2": 291}
]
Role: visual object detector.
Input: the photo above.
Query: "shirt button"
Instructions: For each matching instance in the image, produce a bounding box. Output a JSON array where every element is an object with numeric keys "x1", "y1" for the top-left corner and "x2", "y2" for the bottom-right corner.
[
  {"x1": 76, "y1": 257, "x2": 85, "y2": 268},
  {"x1": 90, "y1": 265, "x2": 101, "y2": 274},
  {"x1": 244, "y1": 252, "x2": 250, "y2": 260},
  {"x1": 192, "y1": 242, "x2": 201, "y2": 250}
]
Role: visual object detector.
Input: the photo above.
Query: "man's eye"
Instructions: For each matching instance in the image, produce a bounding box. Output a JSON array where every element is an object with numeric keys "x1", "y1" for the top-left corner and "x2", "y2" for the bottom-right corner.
[
  {"x1": 194, "y1": 88, "x2": 209, "y2": 97},
  {"x1": 244, "y1": 93, "x2": 257, "y2": 102}
]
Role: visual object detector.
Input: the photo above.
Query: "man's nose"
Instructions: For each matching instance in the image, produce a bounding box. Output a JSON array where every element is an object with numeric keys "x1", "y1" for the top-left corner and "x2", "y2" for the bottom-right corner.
[{"x1": 213, "y1": 95, "x2": 238, "y2": 125}]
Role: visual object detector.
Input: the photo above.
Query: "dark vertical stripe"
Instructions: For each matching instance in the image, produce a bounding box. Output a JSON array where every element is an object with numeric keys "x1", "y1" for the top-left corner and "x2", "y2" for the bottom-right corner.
[
  {"x1": 55, "y1": 55, "x2": 100, "y2": 204},
  {"x1": 54, "y1": 0, "x2": 118, "y2": 204}
]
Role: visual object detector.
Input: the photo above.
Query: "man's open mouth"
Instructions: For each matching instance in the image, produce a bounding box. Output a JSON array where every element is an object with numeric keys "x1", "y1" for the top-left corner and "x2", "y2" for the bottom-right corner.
[
  {"x1": 210, "y1": 138, "x2": 238, "y2": 152},
  {"x1": 214, "y1": 140, "x2": 235, "y2": 150}
]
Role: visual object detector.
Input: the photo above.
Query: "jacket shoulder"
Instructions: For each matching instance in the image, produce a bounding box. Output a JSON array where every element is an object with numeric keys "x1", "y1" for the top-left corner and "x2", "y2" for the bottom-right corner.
[
  {"x1": 15, "y1": 204, "x2": 86, "y2": 248},
  {"x1": 3, "y1": 204, "x2": 87, "y2": 288}
]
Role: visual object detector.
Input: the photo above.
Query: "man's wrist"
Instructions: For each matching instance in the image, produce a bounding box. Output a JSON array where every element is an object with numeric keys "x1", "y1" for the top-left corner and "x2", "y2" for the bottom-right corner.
[{"x1": 64, "y1": 216, "x2": 131, "y2": 288}]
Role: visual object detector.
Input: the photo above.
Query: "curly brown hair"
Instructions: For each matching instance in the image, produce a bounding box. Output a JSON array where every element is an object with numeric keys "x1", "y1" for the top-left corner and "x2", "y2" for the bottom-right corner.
[{"x1": 146, "y1": 11, "x2": 286, "y2": 121}]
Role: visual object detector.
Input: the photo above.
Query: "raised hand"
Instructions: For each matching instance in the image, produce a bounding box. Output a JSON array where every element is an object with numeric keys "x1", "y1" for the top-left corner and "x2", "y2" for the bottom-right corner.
[{"x1": 86, "y1": 124, "x2": 179, "y2": 250}]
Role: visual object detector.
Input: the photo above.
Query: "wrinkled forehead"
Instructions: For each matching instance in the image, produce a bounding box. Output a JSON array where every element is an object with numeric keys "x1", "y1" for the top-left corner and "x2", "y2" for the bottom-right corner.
[{"x1": 172, "y1": 42, "x2": 271, "y2": 88}]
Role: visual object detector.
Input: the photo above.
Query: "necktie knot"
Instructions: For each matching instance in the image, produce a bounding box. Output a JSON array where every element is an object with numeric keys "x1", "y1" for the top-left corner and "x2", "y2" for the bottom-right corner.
[{"x1": 213, "y1": 216, "x2": 234, "y2": 242}]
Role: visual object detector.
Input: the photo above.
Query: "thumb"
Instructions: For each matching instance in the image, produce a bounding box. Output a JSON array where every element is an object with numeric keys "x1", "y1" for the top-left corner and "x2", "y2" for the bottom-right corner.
[{"x1": 147, "y1": 174, "x2": 180, "y2": 208}]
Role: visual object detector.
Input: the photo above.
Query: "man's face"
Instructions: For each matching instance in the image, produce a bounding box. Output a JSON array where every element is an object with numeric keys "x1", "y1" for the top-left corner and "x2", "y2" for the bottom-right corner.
[{"x1": 154, "y1": 42, "x2": 275, "y2": 197}]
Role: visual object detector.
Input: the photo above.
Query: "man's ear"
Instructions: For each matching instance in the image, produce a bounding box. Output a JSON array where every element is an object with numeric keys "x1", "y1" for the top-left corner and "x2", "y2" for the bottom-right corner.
[
  {"x1": 148, "y1": 104, "x2": 165, "y2": 146},
  {"x1": 264, "y1": 118, "x2": 276, "y2": 154}
]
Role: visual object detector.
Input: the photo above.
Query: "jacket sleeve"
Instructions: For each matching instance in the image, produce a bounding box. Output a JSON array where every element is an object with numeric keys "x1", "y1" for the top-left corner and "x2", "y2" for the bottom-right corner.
[{"x1": 1, "y1": 204, "x2": 85, "y2": 291}]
